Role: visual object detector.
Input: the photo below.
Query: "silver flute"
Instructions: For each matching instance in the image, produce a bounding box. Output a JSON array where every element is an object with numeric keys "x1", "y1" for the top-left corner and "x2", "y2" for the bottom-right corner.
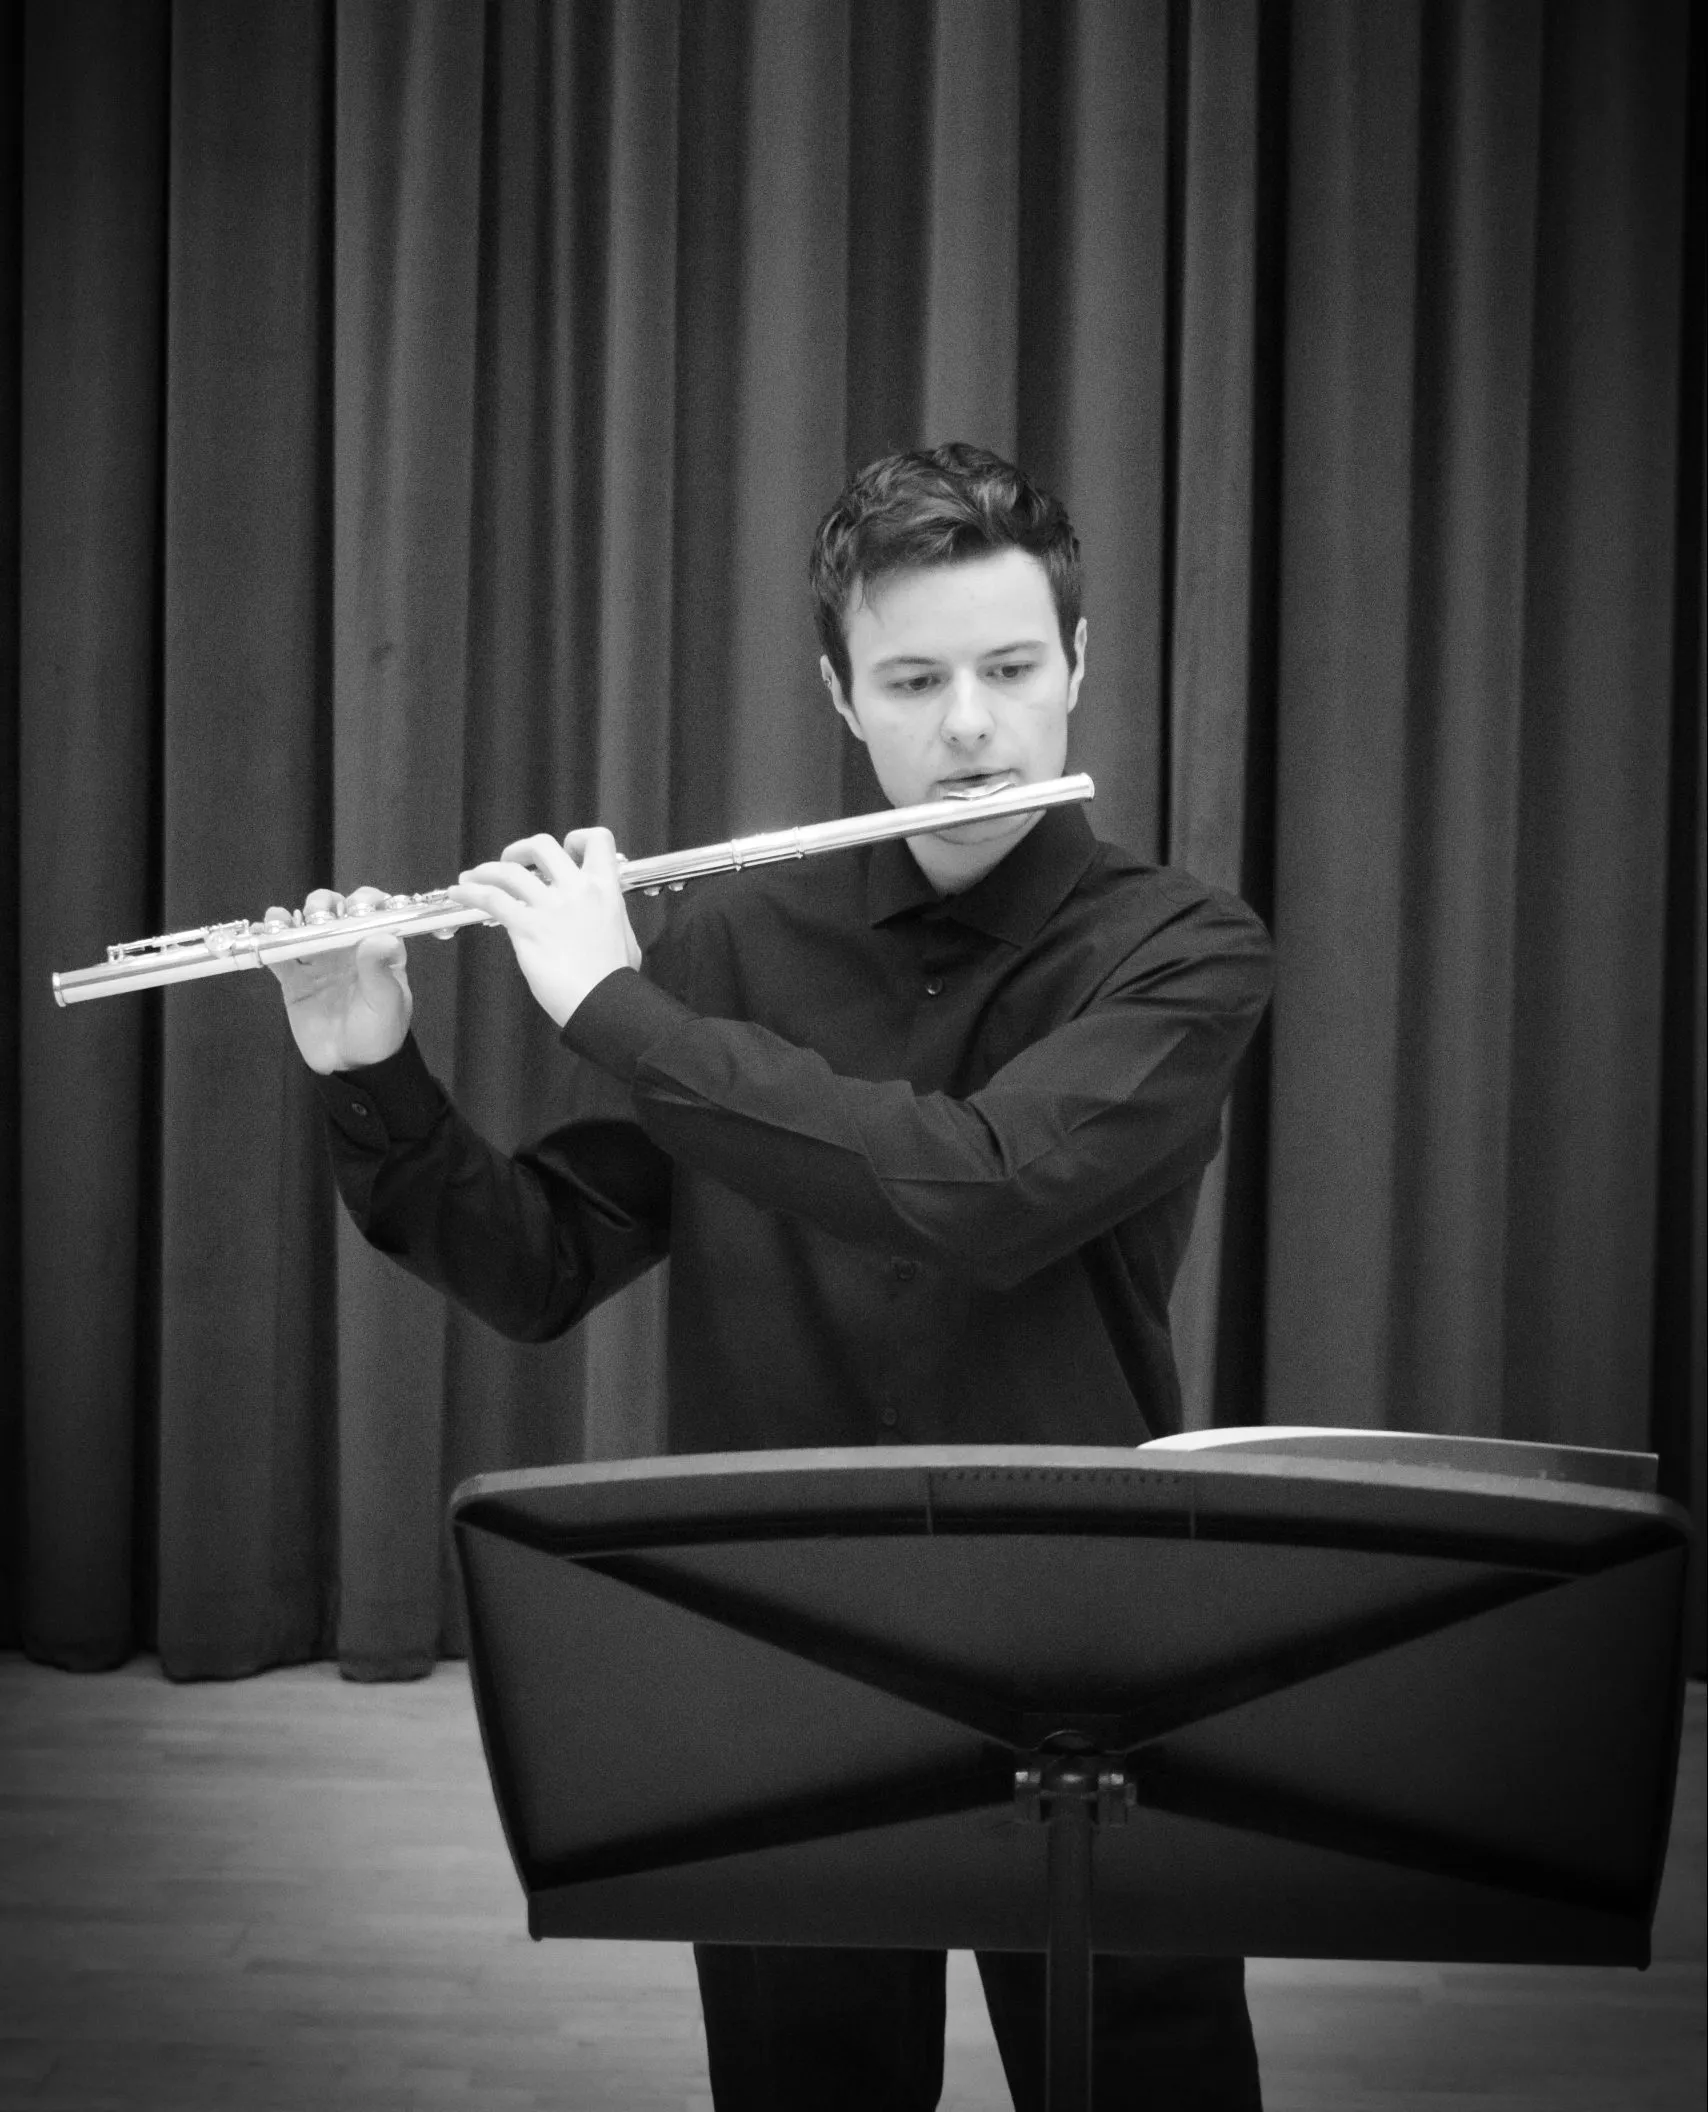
[{"x1": 52, "y1": 773, "x2": 1095, "y2": 1006}]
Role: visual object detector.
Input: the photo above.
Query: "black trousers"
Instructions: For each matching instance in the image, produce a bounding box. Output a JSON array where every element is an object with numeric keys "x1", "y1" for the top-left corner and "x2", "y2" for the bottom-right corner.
[{"x1": 694, "y1": 1945, "x2": 1263, "y2": 2111}]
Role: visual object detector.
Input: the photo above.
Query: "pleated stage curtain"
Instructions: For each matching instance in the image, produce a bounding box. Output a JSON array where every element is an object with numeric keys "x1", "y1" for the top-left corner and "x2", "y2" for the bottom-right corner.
[{"x1": 1, "y1": 0, "x2": 1701, "y2": 1680}]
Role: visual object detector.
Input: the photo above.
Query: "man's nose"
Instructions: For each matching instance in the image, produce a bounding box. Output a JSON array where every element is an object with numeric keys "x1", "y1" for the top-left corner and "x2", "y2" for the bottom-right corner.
[{"x1": 940, "y1": 671, "x2": 994, "y2": 742}]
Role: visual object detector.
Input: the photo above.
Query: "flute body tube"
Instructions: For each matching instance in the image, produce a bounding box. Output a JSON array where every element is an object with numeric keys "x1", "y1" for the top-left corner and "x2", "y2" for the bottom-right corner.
[{"x1": 52, "y1": 773, "x2": 1095, "y2": 1006}]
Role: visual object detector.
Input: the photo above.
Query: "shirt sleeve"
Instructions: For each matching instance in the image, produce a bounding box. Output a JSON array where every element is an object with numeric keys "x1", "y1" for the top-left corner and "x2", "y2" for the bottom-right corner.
[
  {"x1": 313, "y1": 1034, "x2": 672, "y2": 1341},
  {"x1": 561, "y1": 886, "x2": 1273, "y2": 1291}
]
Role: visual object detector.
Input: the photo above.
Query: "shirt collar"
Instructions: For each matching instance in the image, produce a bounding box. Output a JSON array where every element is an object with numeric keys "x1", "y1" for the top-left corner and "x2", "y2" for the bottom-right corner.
[{"x1": 866, "y1": 801, "x2": 1100, "y2": 945}]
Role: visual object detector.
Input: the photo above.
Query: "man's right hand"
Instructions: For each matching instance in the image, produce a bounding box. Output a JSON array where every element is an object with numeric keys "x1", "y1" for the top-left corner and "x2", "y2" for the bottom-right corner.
[{"x1": 267, "y1": 886, "x2": 414, "y2": 1075}]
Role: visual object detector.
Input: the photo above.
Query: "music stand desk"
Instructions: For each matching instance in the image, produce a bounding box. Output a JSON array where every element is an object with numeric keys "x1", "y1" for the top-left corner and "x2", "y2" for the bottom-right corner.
[{"x1": 450, "y1": 1435, "x2": 1691, "y2": 2108}]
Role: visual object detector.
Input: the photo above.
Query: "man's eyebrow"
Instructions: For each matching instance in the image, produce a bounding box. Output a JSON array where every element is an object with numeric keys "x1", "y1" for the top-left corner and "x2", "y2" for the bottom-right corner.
[{"x1": 870, "y1": 638, "x2": 1048, "y2": 671}]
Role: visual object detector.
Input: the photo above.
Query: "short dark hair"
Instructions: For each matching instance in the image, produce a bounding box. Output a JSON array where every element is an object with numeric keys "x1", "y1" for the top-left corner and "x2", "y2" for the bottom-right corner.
[{"x1": 809, "y1": 442, "x2": 1082, "y2": 696}]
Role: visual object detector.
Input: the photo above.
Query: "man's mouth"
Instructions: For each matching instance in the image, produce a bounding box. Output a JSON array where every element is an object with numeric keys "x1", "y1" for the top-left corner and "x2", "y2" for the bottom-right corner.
[{"x1": 936, "y1": 771, "x2": 1018, "y2": 802}]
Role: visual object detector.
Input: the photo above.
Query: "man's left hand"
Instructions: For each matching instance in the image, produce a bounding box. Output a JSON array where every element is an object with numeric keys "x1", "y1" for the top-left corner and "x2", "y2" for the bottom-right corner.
[{"x1": 450, "y1": 828, "x2": 642, "y2": 1027}]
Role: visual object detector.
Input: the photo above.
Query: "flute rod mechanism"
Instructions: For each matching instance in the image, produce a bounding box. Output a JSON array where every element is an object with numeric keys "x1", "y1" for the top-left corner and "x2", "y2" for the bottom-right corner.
[{"x1": 52, "y1": 773, "x2": 1095, "y2": 1006}]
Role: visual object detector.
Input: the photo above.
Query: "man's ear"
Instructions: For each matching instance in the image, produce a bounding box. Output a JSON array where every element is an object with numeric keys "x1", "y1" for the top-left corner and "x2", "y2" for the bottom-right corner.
[
  {"x1": 1066, "y1": 620, "x2": 1088, "y2": 714},
  {"x1": 821, "y1": 655, "x2": 866, "y2": 743}
]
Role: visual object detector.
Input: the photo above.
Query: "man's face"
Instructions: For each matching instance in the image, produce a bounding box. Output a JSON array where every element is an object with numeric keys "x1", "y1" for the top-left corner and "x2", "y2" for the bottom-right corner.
[{"x1": 822, "y1": 548, "x2": 1087, "y2": 890}]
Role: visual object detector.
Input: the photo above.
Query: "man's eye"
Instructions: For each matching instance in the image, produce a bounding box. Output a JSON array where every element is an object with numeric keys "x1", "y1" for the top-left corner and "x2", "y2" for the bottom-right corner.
[
  {"x1": 991, "y1": 661, "x2": 1036, "y2": 681},
  {"x1": 889, "y1": 673, "x2": 940, "y2": 695}
]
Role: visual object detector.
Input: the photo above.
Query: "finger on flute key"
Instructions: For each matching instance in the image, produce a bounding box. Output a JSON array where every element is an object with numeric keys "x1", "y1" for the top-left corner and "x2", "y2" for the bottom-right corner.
[
  {"x1": 562, "y1": 828, "x2": 621, "y2": 875},
  {"x1": 297, "y1": 885, "x2": 395, "y2": 926},
  {"x1": 275, "y1": 886, "x2": 386, "y2": 971},
  {"x1": 498, "y1": 833, "x2": 577, "y2": 883}
]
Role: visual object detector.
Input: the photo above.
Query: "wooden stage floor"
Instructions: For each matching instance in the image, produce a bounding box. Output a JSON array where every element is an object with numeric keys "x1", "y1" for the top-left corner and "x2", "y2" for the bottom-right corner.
[{"x1": 0, "y1": 1656, "x2": 1701, "y2": 2110}]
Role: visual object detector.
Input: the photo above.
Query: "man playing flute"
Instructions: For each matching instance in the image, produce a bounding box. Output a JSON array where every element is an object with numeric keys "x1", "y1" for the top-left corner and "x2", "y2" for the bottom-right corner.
[{"x1": 273, "y1": 443, "x2": 1273, "y2": 2111}]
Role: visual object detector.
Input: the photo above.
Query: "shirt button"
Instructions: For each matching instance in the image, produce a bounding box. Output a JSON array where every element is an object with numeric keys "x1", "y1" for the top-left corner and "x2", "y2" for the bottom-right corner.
[
  {"x1": 879, "y1": 1407, "x2": 899, "y2": 1429},
  {"x1": 891, "y1": 1258, "x2": 919, "y2": 1282},
  {"x1": 348, "y1": 1099, "x2": 370, "y2": 1120},
  {"x1": 924, "y1": 976, "x2": 944, "y2": 997}
]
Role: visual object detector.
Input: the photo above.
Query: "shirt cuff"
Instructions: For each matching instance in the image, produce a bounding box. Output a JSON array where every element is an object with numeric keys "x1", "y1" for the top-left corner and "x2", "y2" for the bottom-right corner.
[
  {"x1": 311, "y1": 1033, "x2": 450, "y2": 1148},
  {"x1": 558, "y1": 967, "x2": 698, "y2": 1084}
]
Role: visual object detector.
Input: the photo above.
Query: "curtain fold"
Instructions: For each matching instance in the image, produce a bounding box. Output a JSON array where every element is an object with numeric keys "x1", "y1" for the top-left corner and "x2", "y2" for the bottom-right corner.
[
  {"x1": 0, "y1": 0, "x2": 21, "y2": 1653},
  {"x1": 1499, "y1": 0, "x2": 1688, "y2": 1453},
  {"x1": 5, "y1": 0, "x2": 1701, "y2": 1680},
  {"x1": 724, "y1": 0, "x2": 850, "y2": 831},
  {"x1": 1385, "y1": 0, "x2": 1540, "y2": 1439},
  {"x1": 329, "y1": 0, "x2": 487, "y2": 1676},
  {"x1": 922, "y1": 0, "x2": 1019, "y2": 460},
  {"x1": 1267, "y1": 0, "x2": 1425, "y2": 1433},
  {"x1": 445, "y1": 0, "x2": 598, "y2": 1514},
  {"x1": 18, "y1": 0, "x2": 171, "y2": 1669},
  {"x1": 1032, "y1": 0, "x2": 1171, "y2": 864},
  {"x1": 1163, "y1": 0, "x2": 1264, "y2": 1425},
  {"x1": 155, "y1": 0, "x2": 335, "y2": 1676}
]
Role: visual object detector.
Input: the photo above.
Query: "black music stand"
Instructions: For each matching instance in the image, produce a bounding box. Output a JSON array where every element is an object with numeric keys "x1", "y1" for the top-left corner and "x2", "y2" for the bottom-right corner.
[{"x1": 449, "y1": 1435, "x2": 1691, "y2": 2112}]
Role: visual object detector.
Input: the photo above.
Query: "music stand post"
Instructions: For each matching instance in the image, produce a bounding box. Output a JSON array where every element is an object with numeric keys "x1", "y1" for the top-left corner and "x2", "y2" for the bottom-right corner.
[
  {"x1": 450, "y1": 1434, "x2": 1691, "y2": 2112},
  {"x1": 1018, "y1": 1743, "x2": 1136, "y2": 2106}
]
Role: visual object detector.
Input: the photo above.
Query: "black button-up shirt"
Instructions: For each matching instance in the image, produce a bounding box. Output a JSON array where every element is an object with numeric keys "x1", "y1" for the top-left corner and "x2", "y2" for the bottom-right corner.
[{"x1": 315, "y1": 805, "x2": 1272, "y2": 1451}]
